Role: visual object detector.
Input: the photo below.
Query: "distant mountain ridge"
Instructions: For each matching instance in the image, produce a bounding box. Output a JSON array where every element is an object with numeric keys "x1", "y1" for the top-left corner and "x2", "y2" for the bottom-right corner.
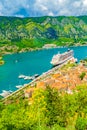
[{"x1": 0, "y1": 16, "x2": 87, "y2": 53}]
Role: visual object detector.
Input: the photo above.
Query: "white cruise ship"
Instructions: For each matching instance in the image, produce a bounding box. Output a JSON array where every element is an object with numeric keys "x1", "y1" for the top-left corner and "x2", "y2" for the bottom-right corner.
[{"x1": 50, "y1": 49, "x2": 74, "y2": 66}]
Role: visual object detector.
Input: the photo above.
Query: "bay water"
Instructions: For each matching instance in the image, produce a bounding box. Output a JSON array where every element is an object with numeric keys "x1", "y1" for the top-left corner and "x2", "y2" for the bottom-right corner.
[{"x1": 0, "y1": 46, "x2": 87, "y2": 93}]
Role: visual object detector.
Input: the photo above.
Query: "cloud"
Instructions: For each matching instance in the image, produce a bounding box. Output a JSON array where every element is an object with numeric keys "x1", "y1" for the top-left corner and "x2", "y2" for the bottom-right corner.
[
  {"x1": 82, "y1": 0, "x2": 87, "y2": 12},
  {"x1": 33, "y1": 0, "x2": 85, "y2": 16},
  {"x1": 0, "y1": 0, "x2": 30, "y2": 16},
  {"x1": 39, "y1": 5, "x2": 48, "y2": 11},
  {"x1": 0, "y1": 0, "x2": 87, "y2": 17},
  {"x1": 59, "y1": 9, "x2": 71, "y2": 16},
  {"x1": 83, "y1": 0, "x2": 87, "y2": 6},
  {"x1": 48, "y1": 12, "x2": 54, "y2": 16},
  {"x1": 73, "y1": 1, "x2": 82, "y2": 8},
  {"x1": 14, "y1": 14, "x2": 25, "y2": 18}
]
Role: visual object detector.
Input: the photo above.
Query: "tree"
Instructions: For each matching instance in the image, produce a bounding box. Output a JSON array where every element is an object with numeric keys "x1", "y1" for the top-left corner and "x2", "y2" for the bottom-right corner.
[
  {"x1": 75, "y1": 116, "x2": 87, "y2": 130},
  {"x1": 45, "y1": 86, "x2": 67, "y2": 127}
]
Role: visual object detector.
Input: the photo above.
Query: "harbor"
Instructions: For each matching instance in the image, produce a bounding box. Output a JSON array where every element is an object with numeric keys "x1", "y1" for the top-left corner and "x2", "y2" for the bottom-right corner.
[
  {"x1": 1, "y1": 56, "x2": 76, "y2": 101},
  {"x1": 0, "y1": 46, "x2": 87, "y2": 95}
]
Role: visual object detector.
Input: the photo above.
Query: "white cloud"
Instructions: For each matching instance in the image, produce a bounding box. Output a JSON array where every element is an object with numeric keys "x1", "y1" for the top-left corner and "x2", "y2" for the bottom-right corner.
[
  {"x1": 48, "y1": 12, "x2": 54, "y2": 16},
  {"x1": 83, "y1": 0, "x2": 87, "y2": 6},
  {"x1": 0, "y1": 0, "x2": 87, "y2": 17},
  {"x1": 14, "y1": 15, "x2": 24, "y2": 18},
  {"x1": 38, "y1": 4, "x2": 48, "y2": 11},
  {"x1": 0, "y1": 0, "x2": 30, "y2": 16},
  {"x1": 39, "y1": 0, "x2": 87, "y2": 16},
  {"x1": 73, "y1": 1, "x2": 82, "y2": 8},
  {"x1": 59, "y1": 9, "x2": 71, "y2": 16},
  {"x1": 81, "y1": 0, "x2": 87, "y2": 12},
  {"x1": 34, "y1": 0, "x2": 74, "y2": 16},
  {"x1": 58, "y1": 0, "x2": 67, "y2": 5}
]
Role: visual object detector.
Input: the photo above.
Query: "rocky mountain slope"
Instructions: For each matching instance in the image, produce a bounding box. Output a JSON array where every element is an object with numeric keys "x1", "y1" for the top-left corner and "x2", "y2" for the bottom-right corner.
[{"x1": 0, "y1": 16, "x2": 87, "y2": 52}]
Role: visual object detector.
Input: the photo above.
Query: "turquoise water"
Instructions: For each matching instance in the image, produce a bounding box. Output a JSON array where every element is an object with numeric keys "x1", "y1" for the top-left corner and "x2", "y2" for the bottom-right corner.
[{"x1": 0, "y1": 46, "x2": 87, "y2": 93}]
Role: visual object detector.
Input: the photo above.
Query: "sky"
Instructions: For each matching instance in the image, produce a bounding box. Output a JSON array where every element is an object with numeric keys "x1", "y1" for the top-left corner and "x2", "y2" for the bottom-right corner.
[{"x1": 0, "y1": 0, "x2": 87, "y2": 17}]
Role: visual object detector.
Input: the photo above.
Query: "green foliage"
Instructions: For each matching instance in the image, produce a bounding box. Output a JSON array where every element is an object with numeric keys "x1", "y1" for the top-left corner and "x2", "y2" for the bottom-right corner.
[
  {"x1": 0, "y1": 102, "x2": 4, "y2": 111},
  {"x1": 0, "y1": 84, "x2": 87, "y2": 129},
  {"x1": 75, "y1": 84, "x2": 87, "y2": 114},
  {"x1": 60, "y1": 62, "x2": 77, "y2": 70},
  {"x1": 79, "y1": 72, "x2": 86, "y2": 80},
  {"x1": 75, "y1": 116, "x2": 87, "y2": 130},
  {"x1": 45, "y1": 86, "x2": 67, "y2": 127},
  {"x1": 80, "y1": 58, "x2": 87, "y2": 66},
  {"x1": 0, "y1": 57, "x2": 4, "y2": 65}
]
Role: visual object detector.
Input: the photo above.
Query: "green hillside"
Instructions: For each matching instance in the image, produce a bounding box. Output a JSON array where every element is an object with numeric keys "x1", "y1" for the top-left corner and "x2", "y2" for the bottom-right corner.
[{"x1": 0, "y1": 16, "x2": 87, "y2": 54}]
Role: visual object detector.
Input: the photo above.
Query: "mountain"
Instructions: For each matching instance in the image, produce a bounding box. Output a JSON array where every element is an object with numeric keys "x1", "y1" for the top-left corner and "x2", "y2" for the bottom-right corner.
[{"x1": 0, "y1": 16, "x2": 87, "y2": 54}]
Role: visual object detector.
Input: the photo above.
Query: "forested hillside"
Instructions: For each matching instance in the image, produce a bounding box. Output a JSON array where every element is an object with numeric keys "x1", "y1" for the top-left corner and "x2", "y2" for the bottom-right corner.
[
  {"x1": 0, "y1": 16, "x2": 87, "y2": 52},
  {"x1": 0, "y1": 84, "x2": 87, "y2": 130}
]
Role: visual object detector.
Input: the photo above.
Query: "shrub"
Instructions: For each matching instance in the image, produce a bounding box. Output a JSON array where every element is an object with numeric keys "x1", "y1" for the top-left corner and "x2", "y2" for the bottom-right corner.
[
  {"x1": 79, "y1": 72, "x2": 86, "y2": 80},
  {"x1": 75, "y1": 116, "x2": 87, "y2": 130}
]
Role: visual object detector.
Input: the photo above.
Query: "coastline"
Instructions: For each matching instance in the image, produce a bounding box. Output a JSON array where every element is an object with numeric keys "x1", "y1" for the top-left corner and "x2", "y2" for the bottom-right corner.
[
  {"x1": 1, "y1": 43, "x2": 87, "y2": 56},
  {"x1": 0, "y1": 43, "x2": 87, "y2": 67}
]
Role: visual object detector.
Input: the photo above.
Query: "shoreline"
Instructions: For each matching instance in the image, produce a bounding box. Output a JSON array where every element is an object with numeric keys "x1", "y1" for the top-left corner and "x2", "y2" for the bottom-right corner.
[
  {"x1": 1, "y1": 44, "x2": 87, "y2": 56},
  {"x1": 0, "y1": 44, "x2": 87, "y2": 67},
  {"x1": 1, "y1": 44, "x2": 87, "y2": 66}
]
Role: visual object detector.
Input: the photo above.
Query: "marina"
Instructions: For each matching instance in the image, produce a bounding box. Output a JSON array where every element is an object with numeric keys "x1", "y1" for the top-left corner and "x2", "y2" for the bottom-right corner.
[
  {"x1": 1, "y1": 57, "x2": 74, "y2": 100},
  {"x1": 0, "y1": 46, "x2": 87, "y2": 93}
]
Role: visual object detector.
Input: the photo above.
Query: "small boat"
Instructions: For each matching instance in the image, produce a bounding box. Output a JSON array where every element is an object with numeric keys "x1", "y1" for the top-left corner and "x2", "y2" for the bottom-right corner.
[
  {"x1": 34, "y1": 74, "x2": 39, "y2": 78},
  {"x1": 9, "y1": 90, "x2": 13, "y2": 93},
  {"x1": 24, "y1": 76, "x2": 32, "y2": 80},
  {"x1": 16, "y1": 85, "x2": 22, "y2": 88},
  {"x1": 18, "y1": 74, "x2": 26, "y2": 79},
  {"x1": 24, "y1": 84, "x2": 28, "y2": 87},
  {"x1": 0, "y1": 90, "x2": 11, "y2": 97},
  {"x1": 18, "y1": 74, "x2": 39, "y2": 80},
  {"x1": 30, "y1": 74, "x2": 39, "y2": 80}
]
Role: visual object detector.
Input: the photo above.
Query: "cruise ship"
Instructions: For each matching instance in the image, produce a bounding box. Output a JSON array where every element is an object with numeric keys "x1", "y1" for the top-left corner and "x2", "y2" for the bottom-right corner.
[{"x1": 50, "y1": 49, "x2": 74, "y2": 66}]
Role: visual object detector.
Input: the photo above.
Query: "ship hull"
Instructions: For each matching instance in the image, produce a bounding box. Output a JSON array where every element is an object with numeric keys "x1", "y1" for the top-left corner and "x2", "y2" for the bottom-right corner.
[
  {"x1": 52, "y1": 55, "x2": 73, "y2": 66},
  {"x1": 50, "y1": 50, "x2": 74, "y2": 66}
]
